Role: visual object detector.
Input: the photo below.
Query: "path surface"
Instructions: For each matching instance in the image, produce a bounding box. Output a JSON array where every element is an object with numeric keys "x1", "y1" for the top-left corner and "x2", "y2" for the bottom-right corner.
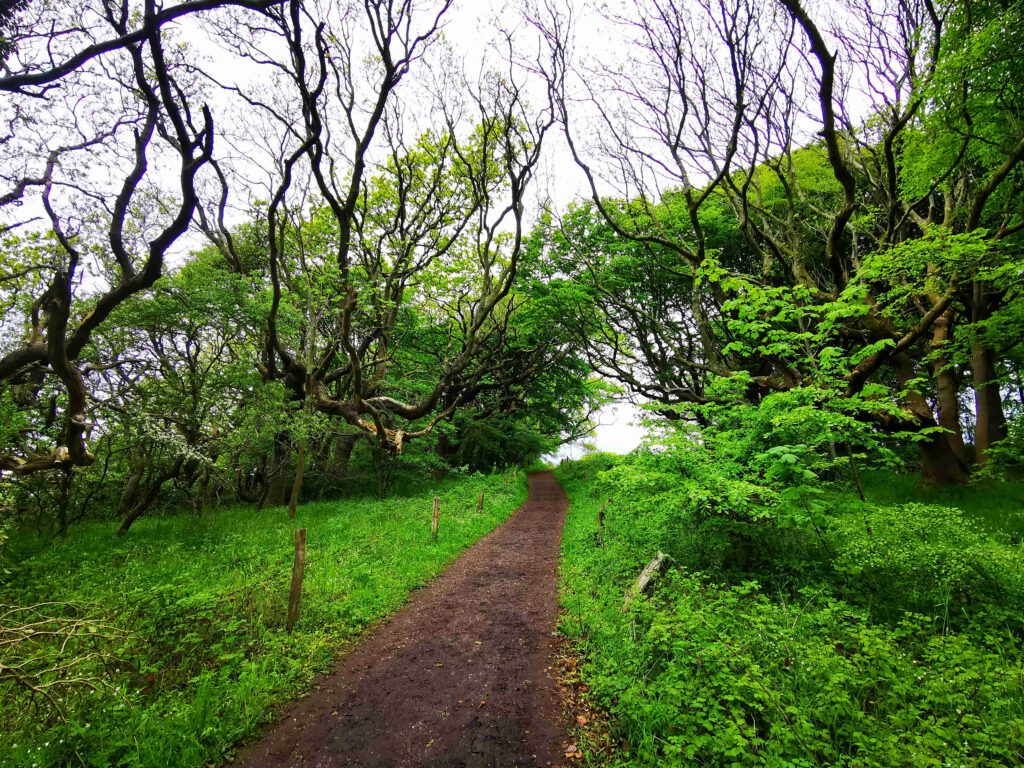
[{"x1": 234, "y1": 471, "x2": 569, "y2": 768}]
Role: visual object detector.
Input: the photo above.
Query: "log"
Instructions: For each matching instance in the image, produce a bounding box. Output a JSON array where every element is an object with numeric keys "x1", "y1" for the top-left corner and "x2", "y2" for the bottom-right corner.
[
  {"x1": 431, "y1": 496, "x2": 440, "y2": 540},
  {"x1": 622, "y1": 552, "x2": 667, "y2": 611},
  {"x1": 287, "y1": 528, "x2": 307, "y2": 632}
]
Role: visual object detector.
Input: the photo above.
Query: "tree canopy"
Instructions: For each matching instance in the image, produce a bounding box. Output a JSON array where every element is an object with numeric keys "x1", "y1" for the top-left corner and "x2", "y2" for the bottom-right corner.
[{"x1": 1, "y1": 0, "x2": 1023, "y2": 535}]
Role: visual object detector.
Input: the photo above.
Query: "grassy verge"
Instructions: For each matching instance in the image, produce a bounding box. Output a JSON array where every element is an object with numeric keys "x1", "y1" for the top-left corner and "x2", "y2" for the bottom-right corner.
[
  {"x1": 0, "y1": 471, "x2": 526, "y2": 768},
  {"x1": 556, "y1": 459, "x2": 1024, "y2": 767}
]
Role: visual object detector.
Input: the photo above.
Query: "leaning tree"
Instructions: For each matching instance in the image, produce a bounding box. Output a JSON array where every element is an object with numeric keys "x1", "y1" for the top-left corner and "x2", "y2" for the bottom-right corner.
[
  {"x1": 0, "y1": 0, "x2": 285, "y2": 476},
  {"x1": 193, "y1": 0, "x2": 562, "y2": 504},
  {"x1": 539, "y1": 0, "x2": 1024, "y2": 482}
]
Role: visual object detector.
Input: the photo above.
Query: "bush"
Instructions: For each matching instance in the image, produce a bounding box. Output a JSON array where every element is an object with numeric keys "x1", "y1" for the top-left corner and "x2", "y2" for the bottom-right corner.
[{"x1": 557, "y1": 461, "x2": 1024, "y2": 767}]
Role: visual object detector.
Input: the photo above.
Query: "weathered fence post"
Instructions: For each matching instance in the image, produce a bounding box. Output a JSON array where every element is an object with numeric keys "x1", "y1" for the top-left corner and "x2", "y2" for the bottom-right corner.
[
  {"x1": 432, "y1": 496, "x2": 440, "y2": 540},
  {"x1": 287, "y1": 528, "x2": 307, "y2": 632},
  {"x1": 477, "y1": 490, "x2": 485, "y2": 513},
  {"x1": 622, "y1": 552, "x2": 667, "y2": 611}
]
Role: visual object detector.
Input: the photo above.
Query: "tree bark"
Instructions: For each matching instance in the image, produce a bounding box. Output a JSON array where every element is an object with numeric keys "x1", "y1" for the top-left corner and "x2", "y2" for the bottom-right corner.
[
  {"x1": 286, "y1": 528, "x2": 307, "y2": 632},
  {"x1": 192, "y1": 466, "x2": 211, "y2": 516},
  {"x1": 117, "y1": 456, "x2": 184, "y2": 535},
  {"x1": 287, "y1": 440, "x2": 306, "y2": 519},
  {"x1": 918, "y1": 435, "x2": 972, "y2": 485},
  {"x1": 116, "y1": 462, "x2": 145, "y2": 519},
  {"x1": 267, "y1": 435, "x2": 291, "y2": 506},
  {"x1": 56, "y1": 467, "x2": 73, "y2": 537},
  {"x1": 930, "y1": 310, "x2": 969, "y2": 466},
  {"x1": 973, "y1": 341, "x2": 1008, "y2": 466},
  {"x1": 895, "y1": 354, "x2": 970, "y2": 485},
  {"x1": 331, "y1": 433, "x2": 361, "y2": 481}
]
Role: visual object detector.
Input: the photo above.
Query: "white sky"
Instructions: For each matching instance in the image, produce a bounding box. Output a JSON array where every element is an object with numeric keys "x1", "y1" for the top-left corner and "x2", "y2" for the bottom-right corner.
[{"x1": 552, "y1": 400, "x2": 646, "y2": 459}]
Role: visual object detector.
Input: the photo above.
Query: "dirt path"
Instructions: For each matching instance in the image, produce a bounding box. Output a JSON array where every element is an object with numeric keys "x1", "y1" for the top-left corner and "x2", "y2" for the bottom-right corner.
[{"x1": 233, "y1": 471, "x2": 569, "y2": 768}]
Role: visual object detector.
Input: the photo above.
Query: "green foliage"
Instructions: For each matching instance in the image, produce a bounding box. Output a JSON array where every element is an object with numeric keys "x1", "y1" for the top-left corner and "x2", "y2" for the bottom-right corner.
[
  {"x1": 902, "y1": 0, "x2": 1024, "y2": 210},
  {"x1": 856, "y1": 471, "x2": 1024, "y2": 540},
  {"x1": 831, "y1": 502, "x2": 1024, "y2": 626},
  {"x1": 557, "y1": 455, "x2": 1024, "y2": 767},
  {"x1": 0, "y1": 387, "x2": 26, "y2": 450},
  {"x1": 0, "y1": 471, "x2": 527, "y2": 767}
]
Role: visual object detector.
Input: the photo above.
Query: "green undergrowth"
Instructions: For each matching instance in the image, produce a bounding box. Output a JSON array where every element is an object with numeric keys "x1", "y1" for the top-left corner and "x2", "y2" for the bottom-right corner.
[
  {"x1": 857, "y1": 470, "x2": 1024, "y2": 541},
  {"x1": 0, "y1": 471, "x2": 525, "y2": 768},
  {"x1": 557, "y1": 457, "x2": 1024, "y2": 767}
]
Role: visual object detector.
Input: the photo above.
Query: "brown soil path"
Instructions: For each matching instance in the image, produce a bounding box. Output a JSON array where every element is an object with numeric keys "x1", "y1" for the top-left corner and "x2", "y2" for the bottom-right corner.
[{"x1": 233, "y1": 471, "x2": 569, "y2": 768}]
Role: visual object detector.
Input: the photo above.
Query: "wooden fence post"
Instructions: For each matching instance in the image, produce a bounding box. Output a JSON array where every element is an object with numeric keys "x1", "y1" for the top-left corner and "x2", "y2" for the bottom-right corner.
[
  {"x1": 287, "y1": 528, "x2": 307, "y2": 632},
  {"x1": 477, "y1": 490, "x2": 485, "y2": 513},
  {"x1": 622, "y1": 552, "x2": 667, "y2": 611},
  {"x1": 432, "y1": 496, "x2": 440, "y2": 540}
]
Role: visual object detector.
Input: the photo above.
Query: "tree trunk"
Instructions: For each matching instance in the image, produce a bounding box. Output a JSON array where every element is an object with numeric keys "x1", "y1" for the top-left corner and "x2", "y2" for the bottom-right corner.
[
  {"x1": 895, "y1": 354, "x2": 970, "y2": 485},
  {"x1": 192, "y1": 466, "x2": 211, "y2": 516},
  {"x1": 286, "y1": 528, "x2": 307, "y2": 632},
  {"x1": 56, "y1": 467, "x2": 73, "y2": 537},
  {"x1": 267, "y1": 435, "x2": 291, "y2": 506},
  {"x1": 332, "y1": 433, "x2": 361, "y2": 479},
  {"x1": 287, "y1": 440, "x2": 306, "y2": 519},
  {"x1": 117, "y1": 500, "x2": 151, "y2": 536},
  {"x1": 973, "y1": 341, "x2": 1008, "y2": 466},
  {"x1": 236, "y1": 460, "x2": 267, "y2": 503},
  {"x1": 918, "y1": 434, "x2": 972, "y2": 485},
  {"x1": 930, "y1": 310, "x2": 970, "y2": 466},
  {"x1": 116, "y1": 462, "x2": 145, "y2": 519},
  {"x1": 934, "y1": 366, "x2": 969, "y2": 461},
  {"x1": 117, "y1": 456, "x2": 184, "y2": 535}
]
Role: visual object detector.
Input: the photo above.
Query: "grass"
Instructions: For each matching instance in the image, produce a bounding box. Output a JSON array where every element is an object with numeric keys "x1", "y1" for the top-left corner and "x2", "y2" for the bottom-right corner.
[
  {"x1": 0, "y1": 471, "x2": 526, "y2": 768},
  {"x1": 856, "y1": 470, "x2": 1024, "y2": 539},
  {"x1": 556, "y1": 459, "x2": 1024, "y2": 767}
]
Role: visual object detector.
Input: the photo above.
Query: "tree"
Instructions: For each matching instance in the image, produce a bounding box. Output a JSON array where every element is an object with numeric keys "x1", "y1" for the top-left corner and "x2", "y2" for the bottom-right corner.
[
  {"x1": 0, "y1": 0, "x2": 282, "y2": 475},
  {"x1": 196, "y1": 0, "x2": 560, "y2": 469},
  {"x1": 538, "y1": 0, "x2": 1024, "y2": 483}
]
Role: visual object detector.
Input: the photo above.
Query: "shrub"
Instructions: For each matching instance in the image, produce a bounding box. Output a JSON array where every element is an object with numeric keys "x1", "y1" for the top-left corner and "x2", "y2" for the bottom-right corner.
[{"x1": 558, "y1": 462, "x2": 1024, "y2": 767}]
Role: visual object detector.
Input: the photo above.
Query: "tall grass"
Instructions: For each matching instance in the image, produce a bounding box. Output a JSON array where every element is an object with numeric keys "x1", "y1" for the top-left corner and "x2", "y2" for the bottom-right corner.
[
  {"x1": 856, "y1": 470, "x2": 1024, "y2": 539},
  {"x1": 0, "y1": 471, "x2": 526, "y2": 768}
]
